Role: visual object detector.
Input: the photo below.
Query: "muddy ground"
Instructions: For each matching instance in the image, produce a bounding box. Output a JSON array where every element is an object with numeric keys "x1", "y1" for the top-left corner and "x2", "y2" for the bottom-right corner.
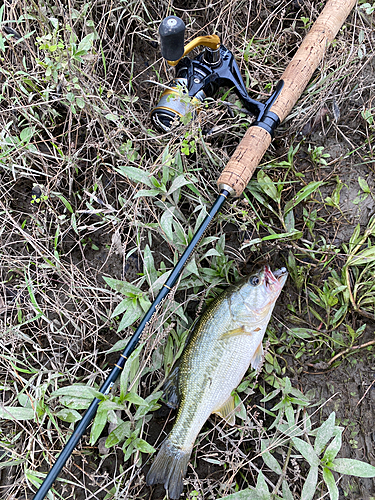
[{"x1": 1, "y1": 0, "x2": 375, "y2": 499}]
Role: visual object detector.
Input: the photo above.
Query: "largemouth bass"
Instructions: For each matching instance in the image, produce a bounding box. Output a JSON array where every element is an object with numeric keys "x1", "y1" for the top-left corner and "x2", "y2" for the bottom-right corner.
[{"x1": 146, "y1": 265, "x2": 288, "y2": 499}]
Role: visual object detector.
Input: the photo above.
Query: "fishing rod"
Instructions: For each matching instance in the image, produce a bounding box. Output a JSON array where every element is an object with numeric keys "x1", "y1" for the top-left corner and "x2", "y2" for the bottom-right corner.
[{"x1": 32, "y1": 0, "x2": 357, "y2": 498}]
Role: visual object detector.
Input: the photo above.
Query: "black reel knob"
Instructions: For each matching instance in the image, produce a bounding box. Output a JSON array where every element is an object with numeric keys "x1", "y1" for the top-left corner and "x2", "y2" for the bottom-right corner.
[{"x1": 159, "y1": 16, "x2": 185, "y2": 61}]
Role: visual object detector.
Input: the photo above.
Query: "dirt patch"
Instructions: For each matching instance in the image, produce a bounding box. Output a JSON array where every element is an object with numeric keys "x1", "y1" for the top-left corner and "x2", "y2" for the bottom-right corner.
[{"x1": 1, "y1": 0, "x2": 375, "y2": 499}]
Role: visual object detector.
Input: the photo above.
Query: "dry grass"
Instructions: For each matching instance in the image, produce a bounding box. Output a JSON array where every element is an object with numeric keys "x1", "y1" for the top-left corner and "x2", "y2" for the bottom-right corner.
[{"x1": 1, "y1": 0, "x2": 375, "y2": 499}]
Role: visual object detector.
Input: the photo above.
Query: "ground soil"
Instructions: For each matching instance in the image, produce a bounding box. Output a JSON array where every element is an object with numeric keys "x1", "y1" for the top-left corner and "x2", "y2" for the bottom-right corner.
[{"x1": 1, "y1": 1, "x2": 375, "y2": 499}]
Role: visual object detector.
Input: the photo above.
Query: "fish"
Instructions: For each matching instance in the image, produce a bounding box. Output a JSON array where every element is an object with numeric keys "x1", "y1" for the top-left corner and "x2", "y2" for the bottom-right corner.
[{"x1": 146, "y1": 265, "x2": 288, "y2": 499}]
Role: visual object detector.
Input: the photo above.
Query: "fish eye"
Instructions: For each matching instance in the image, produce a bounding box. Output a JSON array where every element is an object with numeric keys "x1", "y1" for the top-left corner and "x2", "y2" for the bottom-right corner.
[{"x1": 249, "y1": 275, "x2": 260, "y2": 286}]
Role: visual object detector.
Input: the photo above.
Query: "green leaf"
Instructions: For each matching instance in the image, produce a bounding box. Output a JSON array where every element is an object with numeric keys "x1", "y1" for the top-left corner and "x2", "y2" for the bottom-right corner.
[
  {"x1": 323, "y1": 428, "x2": 342, "y2": 463},
  {"x1": 20, "y1": 126, "x2": 34, "y2": 143},
  {"x1": 261, "y1": 440, "x2": 282, "y2": 474},
  {"x1": 257, "y1": 170, "x2": 279, "y2": 202},
  {"x1": 284, "y1": 208, "x2": 295, "y2": 232},
  {"x1": 105, "y1": 113, "x2": 120, "y2": 122},
  {"x1": 173, "y1": 218, "x2": 188, "y2": 245},
  {"x1": 99, "y1": 400, "x2": 123, "y2": 411},
  {"x1": 55, "y1": 408, "x2": 82, "y2": 423},
  {"x1": 139, "y1": 294, "x2": 152, "y2": 312},
  {"x1": 105, "y1": 421, "x2": 132, "y2": 448},
  {"x1": 160, "y1": 210, "x2": 174, "y2": 241},
  {"x1": 282, "y1": 480, "x2": 294, "y2": 500},
  {"x1": 18, "y1": 394, "x2": 32, "y2": 408},
  {"x1": 150, "y1": 176, "x2": 162, "y2": 188},
  {"x1": 233, "y1": 393, "x2": 247, "y2": 421},
  {"x1": 260, "y1": 388, "x2": 280, "y2": 403},
  {"x1": 105, "y1": 338, "x2": 129, "y2": 354},
  {"x1": 218, "y1": 489, "x2": 260, "y2": 500},
  {"x1": 123, "y1": 442, "x2": 134, "y2": 461},
  {"x1": 349, "y1": 224, "x2": 361, "y2": 251},
  {"x1": 116, "y1": 165, "x2": 153, "y2": 188},
  {"x1": 255, "y1": 471, "x2": 270, "y2": 499},
  {"x1": 0, "y1": 34, "x2": 6, "y2": 53},
  {"x1": 183, "y1": 257, "x2": 200, "y2": 278},
  {"x1": 133, "y1": 438, "x2": 156, "y2": 454},
  {"x1": 200, "y1": 248, "x2": 221, "y2": 259},
  {"x1": 133, "y1": 188, "x2": 161, "y2": 198},
  {"x1": 77, "y1": 33, "x2": 95, "y2": 53},
  {"x1": 0, "y1": 406, "x2": 34, "y2": 421},
  {"x1": 349, "y1": 246, "x2": 375, "y2": 266},
  {"x1": 314, "y1": 411, "x2": 336, "y2": 455},
  {"x1": 329, "y1": 458, "x2": 375, "y2": 477},
  {"x1": 60, "y1": 396, "x2": 92, "y2": 410},
  {"x1": 123, "y1": 392, "x2": 145, "y2": 406},
  {"x1": 241, "y1": 230, "x2": 302, "y2": 250},
  {"x1": 292, "y1": 437, "x2": 319, "y2": 466},
  {"x1": 70, "y1": 213, "x2": 78, "y2": 234},
  {"x1": 150, "y1": 269, "x2": 172, "y2": 294},
  {"x1": 323, "y1": 467, "x2": 338, "y2": 500},
  {"x1": 167, "y1": 174, "x2": 192, "y2": 195},
  {"x1": 135, "y1": 390, "x2": 162, "y2": 419},
  {"x1": 285, "y1": 404, "x2": 295, "y2": 428},
  {"x1": 56, "y1": 194, "x2": 73, "y2": 214},
  {"x1": 143, "y1": 245, "x2": 157, "y2": 286},
  {"x1": 284, "y1": 181, "x2": 324, "y2": 215},
  {"x1": 301, "y1": 465, "x2": 318, "y2": 500},
  {"x1": 288, "y1": 328, "x2": 314, "y2": 339},
  {"x1": 262, "y1": 230, "x2": 302, "y2": 242},
  {"x1": 120, "y1": 343, "x2": 144, "y2": 398},
  {"x1": 25, "y1": 470, "x2": 55, "y2": 499},
  {"x1": 76, "y1": 96, "x2": 85, "y2": 109},
  {"x1": 90, "y1": 406, "x2": 107, "y2": 445},
  {"x1": 111, "y1": 297, "x2": 132, "y2": 318},
  {"x1": 358, "y1": 176, "x2": 370, "y2": 193},
  {"x1": 117, "y1": 302, "x2": 142, "y2": 332},
  {"x1": 50, "y1": 385, "x2": 104, "y2": 401},
  {"x1": 247, "y1": 182, "x2": 279, "y2": 217},
  {"x1": 103, "y1": 277, "x2": 142, "y2": 296}
]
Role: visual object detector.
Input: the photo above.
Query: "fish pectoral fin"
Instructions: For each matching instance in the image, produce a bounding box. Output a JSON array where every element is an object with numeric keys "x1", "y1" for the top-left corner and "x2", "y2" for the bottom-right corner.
[
  {"x1": 250, "y1": 341, "x2": 264, "y2": 370},
  {"x1": 220, "y1": 327, "x2": 245, "y2": 339},
  {"x1": 220, "y1": 325, "x2": 263, "y2": 339},
  {"x1": 220, "y1": 325, "x2": 251, "y2": 339},
  {"x1": 213, "y1": 395, "x2": 236, "y2": 426},
  {"x1": 162, "y1": 363, "x2": 181, "y2": 409}
]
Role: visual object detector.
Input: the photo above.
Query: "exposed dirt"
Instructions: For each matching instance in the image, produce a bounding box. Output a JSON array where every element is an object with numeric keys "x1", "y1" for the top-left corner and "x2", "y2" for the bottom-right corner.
[{"x1": 1, "y1": 1, "x2": 375, "y2": 499}]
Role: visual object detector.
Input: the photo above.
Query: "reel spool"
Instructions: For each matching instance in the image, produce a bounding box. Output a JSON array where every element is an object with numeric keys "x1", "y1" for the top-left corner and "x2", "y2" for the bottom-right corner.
[
  {"x1": 151, "y1": 16, "x2": 282, "y2": 133},
  {"x1": 150, "y1": 78, "x2": 206, "y2": 132}
]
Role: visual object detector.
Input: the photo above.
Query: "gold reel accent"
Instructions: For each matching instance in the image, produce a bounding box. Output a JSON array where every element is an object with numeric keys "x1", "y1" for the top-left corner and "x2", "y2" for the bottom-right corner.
[{"x1": 167, "y1": 35, "x2": 220, "y2": 66}]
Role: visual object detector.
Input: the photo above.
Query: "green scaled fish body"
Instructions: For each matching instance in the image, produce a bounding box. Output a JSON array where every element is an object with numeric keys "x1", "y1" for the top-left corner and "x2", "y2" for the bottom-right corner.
[{"x1": 146, "y1": 266, "x2": 288, "y2": 499}]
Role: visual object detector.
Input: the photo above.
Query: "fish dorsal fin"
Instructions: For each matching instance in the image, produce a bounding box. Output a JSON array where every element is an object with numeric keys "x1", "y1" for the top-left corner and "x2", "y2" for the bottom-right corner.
[
  {"x1": 250, "y1": 341, "x2": 264, "y2": 370},
  {"x1": 213, "y1": 395, "x2": 236, "y2": 426},
  {"x1": 162, "y1": 363, "x2": 180, "y2": 409},
  {"x1": 220, "y1": 325, "x2": 261, "y2": 340}
]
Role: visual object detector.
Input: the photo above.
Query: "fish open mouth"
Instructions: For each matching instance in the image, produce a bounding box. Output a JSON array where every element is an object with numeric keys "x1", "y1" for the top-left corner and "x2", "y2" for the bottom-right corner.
[
  {"x1": 273, "y1": 267, "x2": 287, "y2": 280},
  {"x1": 264, "y1": 266, "x2": 288, "y2": 288}
]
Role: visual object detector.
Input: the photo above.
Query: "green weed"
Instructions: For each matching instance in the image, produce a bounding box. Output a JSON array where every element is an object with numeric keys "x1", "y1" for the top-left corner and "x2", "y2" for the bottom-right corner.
[{"x1": 1, "y1": 1, "x2": 374, "y2": 499}]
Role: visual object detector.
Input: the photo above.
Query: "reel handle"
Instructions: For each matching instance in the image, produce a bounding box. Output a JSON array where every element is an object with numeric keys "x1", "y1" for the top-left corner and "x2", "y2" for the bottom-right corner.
[
  {"x1": 217, "y1": 0, "x2": 357, "y2": 197},
  {"x1": 159, "y1": 16, "x2": 186, "y2": 62}
]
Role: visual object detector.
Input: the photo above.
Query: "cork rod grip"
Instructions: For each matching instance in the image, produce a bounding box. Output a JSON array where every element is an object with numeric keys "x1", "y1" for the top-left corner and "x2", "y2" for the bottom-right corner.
[{"x1": 217, "y1": 0, "x2": 357, "y2": 197}]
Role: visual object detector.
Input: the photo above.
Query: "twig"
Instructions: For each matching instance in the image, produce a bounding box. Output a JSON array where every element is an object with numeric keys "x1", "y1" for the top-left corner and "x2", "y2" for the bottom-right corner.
[{"x1": 328, "y1": 339, "x2": 375, "y2": 366}]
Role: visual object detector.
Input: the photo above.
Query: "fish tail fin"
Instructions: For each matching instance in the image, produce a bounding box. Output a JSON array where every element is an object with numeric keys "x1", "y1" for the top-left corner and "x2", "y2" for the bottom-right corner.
[{"x1": 146, "y1": 438, "x2": 191, "y2": 500}]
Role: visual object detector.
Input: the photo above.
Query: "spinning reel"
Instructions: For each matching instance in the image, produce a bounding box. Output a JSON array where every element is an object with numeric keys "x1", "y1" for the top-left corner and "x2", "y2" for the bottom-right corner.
[{"x1": 151, "y1": 15, "x2": 283, "y2": 135}]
